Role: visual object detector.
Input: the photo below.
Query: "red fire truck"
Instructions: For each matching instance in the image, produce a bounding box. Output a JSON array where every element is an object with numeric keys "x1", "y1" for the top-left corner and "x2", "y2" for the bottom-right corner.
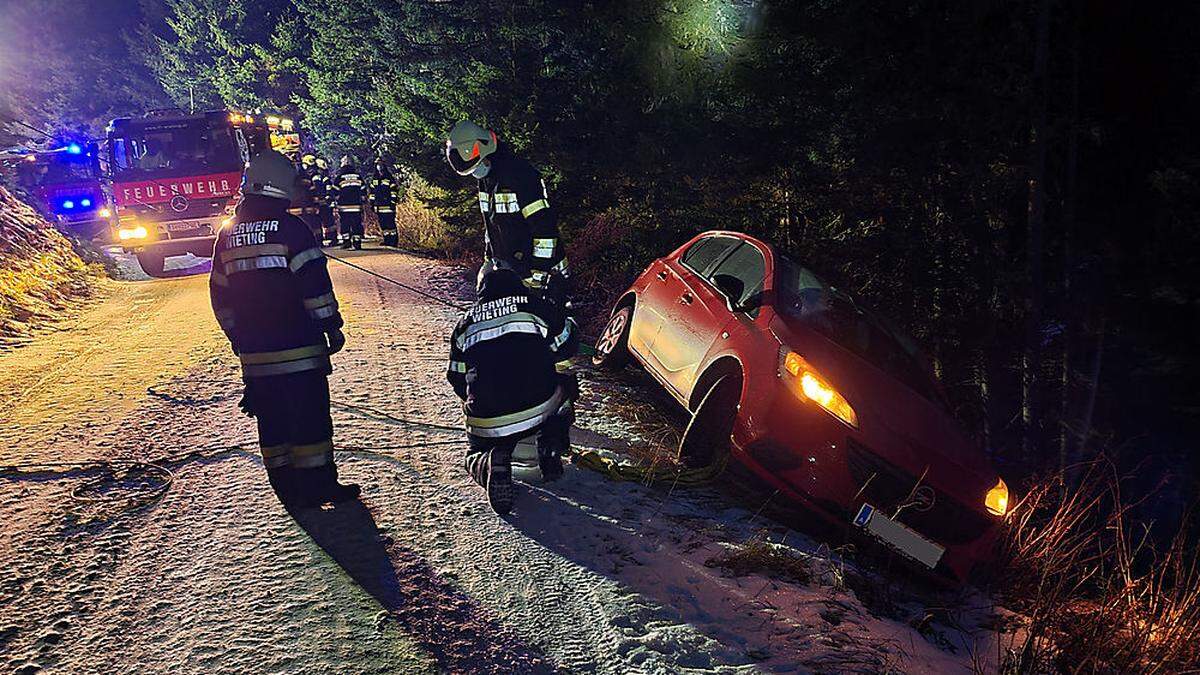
[
  {"x1": 13, "y1": 142, "x2": 114, "y2": 241},
  {"x1": 104, "y1": 109, "x2": 294, "y2": 276}
]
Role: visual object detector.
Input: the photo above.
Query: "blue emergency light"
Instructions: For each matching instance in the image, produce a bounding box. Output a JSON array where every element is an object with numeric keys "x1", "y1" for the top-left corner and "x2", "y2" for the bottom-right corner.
[
  {"x1": 81, "y1": 198, "x2": 91, "y2": 207},
  {"x1": 67, "y1": 143, "x2": 82, "y2": 155},
  {"x1": 63, "y1": 200, "x2": 75, "y2": 209}
]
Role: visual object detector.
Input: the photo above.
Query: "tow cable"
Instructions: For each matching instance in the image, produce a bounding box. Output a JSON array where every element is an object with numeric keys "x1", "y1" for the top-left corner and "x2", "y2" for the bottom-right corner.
[{"x1": 0, "y1": 249, "x2": 724, "y2": 507}]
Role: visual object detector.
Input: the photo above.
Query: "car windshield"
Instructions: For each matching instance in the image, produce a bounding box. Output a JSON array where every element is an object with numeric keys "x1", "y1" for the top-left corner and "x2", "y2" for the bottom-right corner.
[
  {"x1": 18, "y1": 157, "x2": 95, "y2": 187},
  {"x1": 110, "y1": 122, "x2": 239, "y2": 177},
  {"x1": 776, "y1": 256, "x2": 943, "y2": 404}
]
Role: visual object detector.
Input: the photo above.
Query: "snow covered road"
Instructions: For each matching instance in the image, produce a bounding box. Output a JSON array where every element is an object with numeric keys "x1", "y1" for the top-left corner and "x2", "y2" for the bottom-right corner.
[{"x1": 0, "y1": 249, "x2": 999, "y2": 674}]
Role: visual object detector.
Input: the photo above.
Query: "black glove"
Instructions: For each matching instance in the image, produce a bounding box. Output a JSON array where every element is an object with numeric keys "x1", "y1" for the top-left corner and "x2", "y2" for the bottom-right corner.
[
  {"x1": 239, "y1": 382, "x2": 259, "y2": 418},
  {"x1": 325, "y1": 328, "x2": 346, "y2": 355}
]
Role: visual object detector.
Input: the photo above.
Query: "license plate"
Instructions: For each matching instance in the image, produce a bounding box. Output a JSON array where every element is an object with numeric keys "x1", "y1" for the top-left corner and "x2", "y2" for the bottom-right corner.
[
  {"x1": 853, "y1": 504, "x2": 945, "y2": 569},
  {"x1": 166, "y1": 220, "x2": 209, "y2": 232}
]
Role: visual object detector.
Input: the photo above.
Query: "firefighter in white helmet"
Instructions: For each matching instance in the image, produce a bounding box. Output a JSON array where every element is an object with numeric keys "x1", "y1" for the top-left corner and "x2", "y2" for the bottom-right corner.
[
  {"x1": 210, "y1": 150, "x2": 360, "y2": 508},
  {"x1": 445, "y1": 120, "x2": 570, "y2": 305}
]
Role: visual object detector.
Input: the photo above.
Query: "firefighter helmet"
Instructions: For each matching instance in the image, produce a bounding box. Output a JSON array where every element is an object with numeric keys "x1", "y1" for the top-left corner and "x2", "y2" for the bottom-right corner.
[
  {"x1": 446, "y1": 120, "x2": 497, "y2": 176},
  {"x1": 301, "y1": 153, "x2": 316, "y2": 167},
  {"x1": 315, "y1": 157, "x2": 328, "y2": 170},
  {"x1": 242, "y1": 150, "x2": 298, "y2": 202},
  {"x1": 476, "y1": 258, "x2": 519, "y2": 292}
]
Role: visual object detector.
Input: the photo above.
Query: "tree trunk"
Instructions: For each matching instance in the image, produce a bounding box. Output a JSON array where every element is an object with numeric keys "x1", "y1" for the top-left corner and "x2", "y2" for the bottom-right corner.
[
  {"x1": 1059, "y1": 0, "x2": 1081, "y2": 476},
  {"x1": 1022, "y1": 0, "x2": 1052, "y2": 467}
]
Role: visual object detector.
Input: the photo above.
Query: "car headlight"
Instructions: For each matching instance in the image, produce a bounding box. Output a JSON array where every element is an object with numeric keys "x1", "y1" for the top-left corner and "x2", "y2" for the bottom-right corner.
[
  {"x1": 98, "y1": 207, "x2": 112, "y2": 218},
  {"x1": 118, "y1": 225, "x2": 148, "y2": 241},
  {"x1": 780, "y1": 350, "x2": 858, "y2": 428},
  {"x1": 985, "y1": 477, "x2": 1009, "y2": 516}
]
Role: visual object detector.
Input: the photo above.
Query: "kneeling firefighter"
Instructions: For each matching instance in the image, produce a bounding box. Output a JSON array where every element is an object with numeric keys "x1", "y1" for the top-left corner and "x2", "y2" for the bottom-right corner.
[
  {"x1": 209, "y1": 150, "x2": 360, "y2": 508},
  {"x1": 446, "y1": 263, "x2": 576, "y2": 514}
]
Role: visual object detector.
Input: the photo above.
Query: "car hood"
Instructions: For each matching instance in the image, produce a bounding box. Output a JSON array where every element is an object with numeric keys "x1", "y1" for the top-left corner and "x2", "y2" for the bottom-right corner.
[{"x1": 770, "y1": 315, "x2": 996, "y2": 489}]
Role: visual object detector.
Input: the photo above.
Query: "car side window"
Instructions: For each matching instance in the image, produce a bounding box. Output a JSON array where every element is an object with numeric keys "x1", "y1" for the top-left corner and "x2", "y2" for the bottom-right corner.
[
  {"x1": 680, "y1": 236, "x2": 739, "y2": 277},
  {"x1": 708, "y1": 242, "x2": 766, "y2": 313}
]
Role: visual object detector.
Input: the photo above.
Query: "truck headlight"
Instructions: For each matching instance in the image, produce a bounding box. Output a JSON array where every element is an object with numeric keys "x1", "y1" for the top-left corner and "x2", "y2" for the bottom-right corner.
[
  {"x1": 781, "y1": 351, "x2": 858, "y2": 428},
  {"x1": 985, "y1": 478, "x2": 1009, "y2": 516},
  {"x1": 118, "y1": 225, "x2": 148, "y2": 241}
]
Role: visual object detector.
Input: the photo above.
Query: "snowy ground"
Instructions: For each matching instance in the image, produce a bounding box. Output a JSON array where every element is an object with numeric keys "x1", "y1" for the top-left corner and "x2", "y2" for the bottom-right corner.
[{"x1": 0, "y1": 246, "x2": 1008, "y2": 674}]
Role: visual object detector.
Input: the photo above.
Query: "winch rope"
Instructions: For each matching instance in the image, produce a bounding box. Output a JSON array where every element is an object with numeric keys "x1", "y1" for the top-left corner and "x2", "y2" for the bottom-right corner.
[{"x1": 0, "y1": 249, "x2": 720, "y2": 508}]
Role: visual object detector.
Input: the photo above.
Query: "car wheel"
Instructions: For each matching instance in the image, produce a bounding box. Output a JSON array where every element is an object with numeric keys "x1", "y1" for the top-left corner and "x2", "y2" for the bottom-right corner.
[
  {"x1": 136, "y1": 250, "x2": 166, "y2": 277},
  {"x1": 678, "y1": 374, "x2": 740, "y2": 468},
  {"x1": 592, "y1": 305, "x2": 632, "y2": 369}
]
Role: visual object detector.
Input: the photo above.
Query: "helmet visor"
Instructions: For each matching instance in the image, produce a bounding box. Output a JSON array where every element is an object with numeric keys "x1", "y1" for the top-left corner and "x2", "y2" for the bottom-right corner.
[{"x1": 446, "y1": 140, "x2": 482, "y2": 176}]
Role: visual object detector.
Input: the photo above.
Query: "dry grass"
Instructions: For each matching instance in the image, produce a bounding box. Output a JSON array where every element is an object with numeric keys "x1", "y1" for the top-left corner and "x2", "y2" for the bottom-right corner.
[
  {"x1": 994, "y1": 459, "x2": 1200, "y2": 673},
  {"x1": 704, "y1": 536, "x2": 813, "y2": 585},
  {"x1": 0, "y1": 186, "x2": 102, "y2": 343}
]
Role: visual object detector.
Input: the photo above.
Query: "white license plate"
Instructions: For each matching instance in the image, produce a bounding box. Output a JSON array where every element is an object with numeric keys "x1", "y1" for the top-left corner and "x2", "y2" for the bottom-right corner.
[
  {"x1": 166, "y1": 220, "x2": 210, "y2": 232},
  {"x1": 853, "y1": 504, "x2": 945, "y2": 569}
]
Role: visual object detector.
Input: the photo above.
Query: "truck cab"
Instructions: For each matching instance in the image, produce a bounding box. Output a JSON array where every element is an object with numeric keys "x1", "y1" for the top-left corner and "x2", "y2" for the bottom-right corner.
[
  {"x1": 105, "y1": 109, "x2": 274, "y2": 276},
  {"x1": 14, "y1": 143, "x2": 113, "y2": 241}
]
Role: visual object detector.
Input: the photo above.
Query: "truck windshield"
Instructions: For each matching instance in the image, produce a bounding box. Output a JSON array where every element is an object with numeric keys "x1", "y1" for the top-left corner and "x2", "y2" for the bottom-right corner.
[
  {"x1": 110, "y1": 122, "x2": 239, "y2": 178},
  {"x1": 19, "y1": 158, "x2": 96, "y2": 187},
  {"x1": 776, "y1": 256, "x2": 944, "y2": 405}
]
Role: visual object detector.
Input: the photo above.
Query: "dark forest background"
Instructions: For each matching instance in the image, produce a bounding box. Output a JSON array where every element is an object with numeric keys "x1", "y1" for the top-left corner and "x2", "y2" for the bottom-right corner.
[{"x1": 1, "y1": 0, "x2": 1197, "y2": 521}]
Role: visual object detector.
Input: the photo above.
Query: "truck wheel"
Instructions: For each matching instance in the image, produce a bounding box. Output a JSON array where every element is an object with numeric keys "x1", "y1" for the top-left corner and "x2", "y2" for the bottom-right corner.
[
  {"x1": 678, "y1": 374, "x2": 740, "y2": 468},
  {"x1": 592, "y1": 306, "x2": 633, "y2": 369},
  {"x1": 136, "y1": 250, "x2": 166, "y2": 277}
]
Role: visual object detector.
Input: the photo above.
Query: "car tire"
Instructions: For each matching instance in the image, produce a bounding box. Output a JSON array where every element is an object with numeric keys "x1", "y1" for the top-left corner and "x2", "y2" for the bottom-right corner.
[
  {"x1": 136, "y1": 250, "x2": 166, "y2": 277},
  {"x1": 678, "y1": 374, "x2": 740, "y2": 468},
  {"x1": 592, "y1": 305, "x2": 633, "y2": 369}
]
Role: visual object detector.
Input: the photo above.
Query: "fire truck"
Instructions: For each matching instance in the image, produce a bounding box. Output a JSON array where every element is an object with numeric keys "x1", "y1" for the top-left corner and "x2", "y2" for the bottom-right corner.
[
  {"x1": 13, "y1": 142, "x2": 114, "y2": 241},
  {"x1": 104, "y1": 109, "x2": 298, "y2": 276}
]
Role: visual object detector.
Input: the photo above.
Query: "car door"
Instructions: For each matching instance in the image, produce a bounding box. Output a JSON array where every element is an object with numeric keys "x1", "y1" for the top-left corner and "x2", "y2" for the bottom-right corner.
[
  {"x1": 632, "y1": 235, "x2": 738, "y2": 365},
  {"x1": 649, "y1": 236, "x2": 745, "y2": 399}
]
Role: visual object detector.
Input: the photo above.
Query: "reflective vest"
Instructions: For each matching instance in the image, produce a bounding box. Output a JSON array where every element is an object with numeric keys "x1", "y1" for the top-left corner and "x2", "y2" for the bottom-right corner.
[
  {"x1": 447, "y1": 272, "x2": 576, "y2": 438},
  {"x1": 210, "y1": 195, "x2": 343, "y2": 378}
]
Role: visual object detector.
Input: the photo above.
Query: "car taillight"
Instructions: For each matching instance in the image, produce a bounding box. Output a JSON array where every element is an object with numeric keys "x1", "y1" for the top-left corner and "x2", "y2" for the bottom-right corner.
[
  {"x1": 985, "y1": 478, "x2": 1009, "y2": 516},
  {"x1": 780, "y1": 350, "x2": 858, "y2": 429}
]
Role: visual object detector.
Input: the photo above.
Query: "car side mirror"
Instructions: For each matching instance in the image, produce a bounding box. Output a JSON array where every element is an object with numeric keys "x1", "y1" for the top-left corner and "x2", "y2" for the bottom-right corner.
[{"x1": 712, "y1": 274, "x2": 746, "y2": 312}]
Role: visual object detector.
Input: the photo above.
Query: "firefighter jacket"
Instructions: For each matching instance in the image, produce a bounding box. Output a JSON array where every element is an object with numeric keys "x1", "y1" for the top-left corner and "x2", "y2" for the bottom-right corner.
[
  {"x1": 290, "y1": 164, "x2": 322, "y2": 214},
  {"x1": 368, "y1": 171, "x2": 398, "y2": 213},
  {"x1": 330, "y1": 166, "x2": 365, "y2": 213},
  {"x1": 447, "y1": 270, "x2": 577, "y2": 439},
  {"x1": 476, "y1": 147, "x2": 568, "y2": 296},
  {"x1": 311, "y1": 169, "x2": 330, "y2": 207},
  {"x1": 210, "y1": 195, "x2": 343, "y2": 379}
]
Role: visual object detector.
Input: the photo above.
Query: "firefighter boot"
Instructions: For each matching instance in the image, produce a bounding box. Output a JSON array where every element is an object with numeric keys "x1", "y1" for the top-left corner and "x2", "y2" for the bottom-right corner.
[
  {"x1": 464, "y1": 445, "x2": 514, "y2": 514},
  {"x1": 485, "y1": 448, "x2": 514, "y2": 514},
  {"x1": 266, "y1": 467, "x2": 303, "y2": 505},
  {"x1": 312, "y1": 463, "x2": 361, "y2": 504}
]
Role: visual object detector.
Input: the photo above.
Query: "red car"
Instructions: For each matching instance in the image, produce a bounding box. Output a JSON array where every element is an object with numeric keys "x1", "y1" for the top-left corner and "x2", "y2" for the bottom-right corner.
[{"x1": 592, "y1": 231, "x2": 1009, "y2": 582}]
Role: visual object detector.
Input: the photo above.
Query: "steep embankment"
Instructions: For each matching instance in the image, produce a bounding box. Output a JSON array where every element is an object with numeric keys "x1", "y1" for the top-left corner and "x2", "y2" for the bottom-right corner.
[{"x1": 0, "y1": 185, "x2": 102, "y2": 346}]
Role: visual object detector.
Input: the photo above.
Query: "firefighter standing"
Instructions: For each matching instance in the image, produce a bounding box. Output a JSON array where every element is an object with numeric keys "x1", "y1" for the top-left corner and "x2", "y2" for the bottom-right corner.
[
  {"x1": 369, "y1": 158, "x2": 400, "y2": 247},
  {"x1": 445, "y1": 121, "x2": 570, "y2": 305},
  {"x1": 314, "y1": 156, "x2": 337, "y2": 246},
  {"x1": 447, "y1": 264, "x2": 576, "y2": 514},
  {"x1": 209, "y1": 150, "x2": 360, "y2": 508},
  {"x1": 292, "y1": 153, "x2": 323, "y2": 241},
  {"x1": 331, "y1": 156, "x2": 365, "y2": 250}
]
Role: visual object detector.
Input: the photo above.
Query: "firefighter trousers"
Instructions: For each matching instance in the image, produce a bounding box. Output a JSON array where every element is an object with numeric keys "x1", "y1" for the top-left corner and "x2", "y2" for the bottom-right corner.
[
  {"x1": 249, "y1": 370, "x2": 346, "y2": 490},
  {"x1": 338, "y1": 210, "x2": 364, "y2": 245},
  {"x1": 377, "y1": 210, "x2": 397, "y2": 247},
  {"x1": 464, "y1": 399, "x2": 571, "y2": 484},
  {"x1": 319, "y1": 206, "x2": 337, "y2": 245}
]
